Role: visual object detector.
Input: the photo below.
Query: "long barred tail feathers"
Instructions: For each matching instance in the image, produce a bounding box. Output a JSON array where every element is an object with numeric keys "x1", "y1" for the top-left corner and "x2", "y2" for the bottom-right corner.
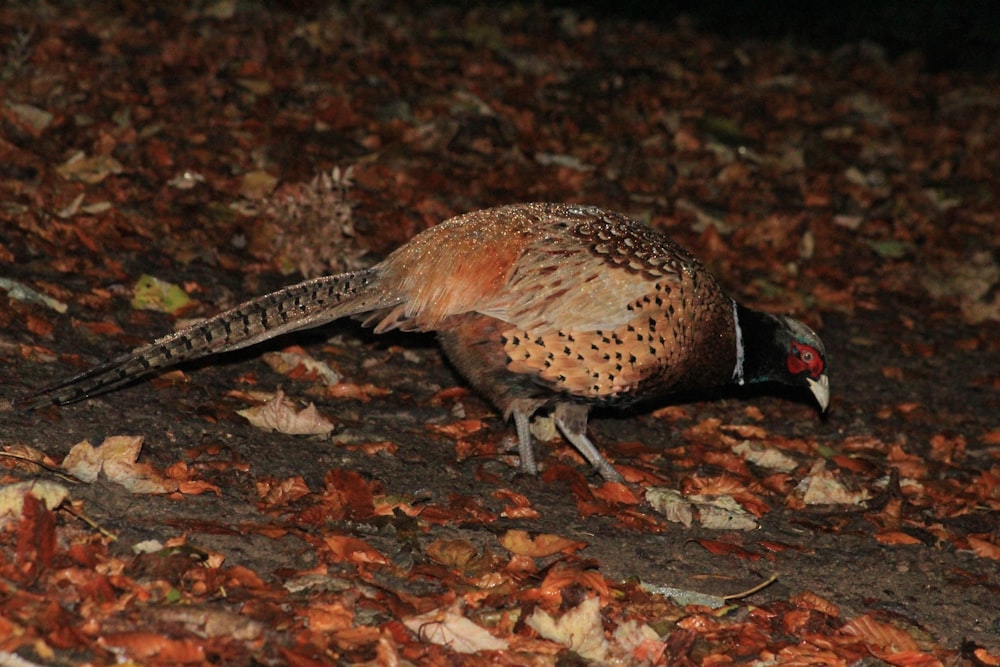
[{"x1": 12, "y1": 268, "x2": 394, "y2": 410}]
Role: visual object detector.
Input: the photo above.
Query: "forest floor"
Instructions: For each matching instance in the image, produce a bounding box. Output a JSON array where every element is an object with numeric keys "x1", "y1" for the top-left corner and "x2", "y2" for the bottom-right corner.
[{"x1": 1, "y1": 2, "x2": 997, "y2": 665}]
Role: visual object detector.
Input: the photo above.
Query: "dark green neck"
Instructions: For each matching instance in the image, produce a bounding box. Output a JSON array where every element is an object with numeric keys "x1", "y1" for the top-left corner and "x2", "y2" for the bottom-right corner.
[{"x1": 735, "y1": 303, "x2": 786, "y2": 385}]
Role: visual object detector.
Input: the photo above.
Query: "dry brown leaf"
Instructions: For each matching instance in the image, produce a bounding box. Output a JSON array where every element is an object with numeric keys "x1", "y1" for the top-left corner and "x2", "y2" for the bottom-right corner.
[
  {"x1": 967, "y1": 535, "x2": 1000, "y2": 560},
  {"x1": 873, "y1": 531, "x2": 923, "y2": 546},
  {"x1": 733, "y1": 441, "x2": 798, "y2": 473},
  {"x1": 791, "y1": 591, "x2": 840, "y2": 617},
  {"x1": 262, "y1": 348, "x2": 342, "y2": 385},
  {"x1": 646, "y1": 487, "x2": 694, "y2": 527},
  {"x1": 796, "y1": 461, "x2": 871, "y2": 506},
  {"x1": 56, "y1": 151, "x2": 124, "y2": 184},
  {"x1": 238, "y1": 390, "x2": 335, "y2": 435},
  {"x1": 691, "y1": 495, "x2": 759, "y2": 531},
  {"x1": 426, "y1": 539, "x2": 479, "y2": 568},
  {"x1": 840, "y1": 613, "x2": 920, "y2": 653},
  {"x1": 62, "y1": 436, "x2": 176, "y2": 493},
  {"x1": 499, "y1": 529, "x2": 587, "y2": 557}
]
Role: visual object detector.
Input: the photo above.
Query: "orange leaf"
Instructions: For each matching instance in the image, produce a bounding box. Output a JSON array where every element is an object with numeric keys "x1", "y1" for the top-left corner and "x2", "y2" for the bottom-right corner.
[
  {"x1": 840, "y1": 614, "x2": 920, "y2": 653},
  {"x1": 692, "y1": 539, "x2": 761, "y2": 561},
  {"x1": 326, "y1": 382, "x2": 390, "y2": 400},
  {"x1": 972, "y1": 647, "x2": 1000, "y2": 666},
  {"x1": 592, "y1": 481, "x2": 640, "y2": 505},
  {"x1": 499, "y1": 529, "x2": 586, "y2": 557},
  {"x1": 791, "y1": 591, "x2": 839, "y2": 617},
  {"x1": 873, "y1": 531, "x2": 922, "y2": 546},
  {"x1": 322, "y1": 535, "x2": 389, "y2": 565},
  {"x1": 426, "y1": 539, "x2": 479, "y2": 568},
  {"x1": 427, "y1": 419, "x2": 486, "y2": 438},
  {"x1": 967, "y1": 535, "x2": 1000, "y2": 560},
  {"x1": 177, "y1": 480, "x2": 222, "y2": 495},
  {"x1": 26, "y1": 314, "x2": 54, "y2": 336},
  {"x1": 307, "y1": 602, "x2": 354, "y2": 632},
  {"x1": 16, "y1": 493, "x2": 56, "y2": 584},
  {"x1": 256, "y1": 476, "x2": 311, "y2": 505}
]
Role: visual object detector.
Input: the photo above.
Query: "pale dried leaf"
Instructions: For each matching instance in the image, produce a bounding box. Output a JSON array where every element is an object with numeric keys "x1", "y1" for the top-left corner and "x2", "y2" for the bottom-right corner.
[
  {"x1": 55, "y1": 151, "x2": 124, "y2": 184},
  {"x1": 733, "y1": 441, "x2": 798, "y2": 472},
  {"x1": 797, "y1": 461, "x2": 871, "y2": 506},
  {"x1": 691, "y1": 495, "x2": 759, "y2": 530},
  {"x1": 0, "y1": 480, "x2": 70, "y2": 522},
  {"x1": 645, "y1": 487, "x2": 694, "y2": 527},
  {"x1": 526, "y1": 596, "x2": 608, "y2": 662},
  {"x1": 403, "y1": 609, "x2": 508, "y2": 654},
  {"x1": 238, "y1": 390, "x2": 335, "y2": 435},
  {"x1": 262, "y1": 349, "x2": 342, "y2": 385},
  {"x1": 62, "y1": 436, "x2": 176, "y2": 493}
]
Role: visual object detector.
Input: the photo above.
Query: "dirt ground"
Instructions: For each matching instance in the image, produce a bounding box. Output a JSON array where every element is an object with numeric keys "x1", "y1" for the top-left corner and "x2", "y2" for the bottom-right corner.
[{"x1": 1, "y1": 2, "x2": 998, "y2": 664}]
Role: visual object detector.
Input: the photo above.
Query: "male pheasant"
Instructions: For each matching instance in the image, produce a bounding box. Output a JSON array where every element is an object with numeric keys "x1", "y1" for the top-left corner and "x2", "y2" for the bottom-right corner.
[{"x1": 13, "y1": 203, "x2": 829, "y2": 482}]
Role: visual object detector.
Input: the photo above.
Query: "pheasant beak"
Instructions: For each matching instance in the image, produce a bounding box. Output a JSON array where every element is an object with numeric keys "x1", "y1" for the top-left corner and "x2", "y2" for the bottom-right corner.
[{"x1": 806, "y1": 374, "x2": 830, "y2": 413}]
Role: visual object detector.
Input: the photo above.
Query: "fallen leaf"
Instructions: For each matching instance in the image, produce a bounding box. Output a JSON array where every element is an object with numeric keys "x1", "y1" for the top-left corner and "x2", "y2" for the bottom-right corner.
[
  {"x1": 796, "y1": 461, "x2": 871, "y2": 506},
  {"x1": 322, "y1": 534, "x2": 389, "y2": 565},
  {"x1": 733, "y1": 441, "x2": 798, "y2": 472},
  {"x1": 262, "y1": 347, "x2": 342, "y2": 385},
  {"x1": 526, "y1": 596, "x2": 608, "y2": 662},
  {"x1": 238, "y1": 390, "x2": 335, "y2": 435},
  {"x1": 967, "y1": 535, "x2": 1000, "y2": 561},
  {"x1": 691, "y1": 495, "x2": 759, "y2": 531},
  {"x1": 131, "y1": 274, "x2": 192, "y2": 314},
  {"x1": 614, "y1": 619, "x2": 665, "y2": 662},
  {"x1": 56, "y1": 151, "x2": 124, "y2": 183},
  {"x1": 404, "y1": 608, "x2": 509, "y2": 654},
  {"x1": 62, "y1": 435, "x2": 177, "y2": 493},
  {"x1": 0, "y1": 480, "x2": 70, "y2": 523},
  {"x1": 874, "y1": 531, "x2": 923, "y2": 546},
  {"x1": 693, "y1": 539, "x2": 761, "y2": 561},
  {"x1": 646, "y1": 487, "x2": 694, "y2": 527},
  {"x1": 840, "y1": 613, "x2": 920, "y2": 653},
  {"x1": 499, "y1": 529, "x2": 587, "y2": 557},
  {"x1": 240, "y1": 170, "x2": 278, "y2": 198},
  {"x1": 426, "y1": 539, "x2": 479, "y2": 569}
]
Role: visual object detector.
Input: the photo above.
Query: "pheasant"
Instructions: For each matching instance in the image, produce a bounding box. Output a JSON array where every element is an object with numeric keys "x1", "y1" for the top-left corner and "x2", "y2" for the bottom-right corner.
[{"x1": 12, "y1": 203, "x2": 829, "y2": 482}]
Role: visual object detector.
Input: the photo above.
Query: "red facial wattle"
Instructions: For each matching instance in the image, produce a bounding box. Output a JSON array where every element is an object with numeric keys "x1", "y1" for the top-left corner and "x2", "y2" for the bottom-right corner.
[{"x1": 787, "y1": 341, "x2": 824, "y2": 378}]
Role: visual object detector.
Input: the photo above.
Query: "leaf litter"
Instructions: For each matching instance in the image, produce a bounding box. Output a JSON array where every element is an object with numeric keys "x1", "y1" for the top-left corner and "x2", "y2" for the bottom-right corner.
[{"x1": 0, "y1": 1, "x2": 997, "y2": 664}]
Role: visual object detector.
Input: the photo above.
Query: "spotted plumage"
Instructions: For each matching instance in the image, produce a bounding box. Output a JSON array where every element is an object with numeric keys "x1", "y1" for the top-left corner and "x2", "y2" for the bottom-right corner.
[{"x1": 12, "y1": 203, "x2": 829, "y2": 482}]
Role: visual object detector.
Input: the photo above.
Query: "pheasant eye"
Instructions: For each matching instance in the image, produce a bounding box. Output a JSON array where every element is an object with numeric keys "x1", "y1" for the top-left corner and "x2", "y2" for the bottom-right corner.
[{"x1": 787, "y1": 341, "x2": 824, "y2": 378}]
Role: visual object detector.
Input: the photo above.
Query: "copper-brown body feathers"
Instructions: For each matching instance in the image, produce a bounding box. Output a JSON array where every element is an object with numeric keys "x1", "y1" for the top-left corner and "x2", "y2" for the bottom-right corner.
[{"x1": 15, "y1": 203, "x2": 829, "y2": 482}]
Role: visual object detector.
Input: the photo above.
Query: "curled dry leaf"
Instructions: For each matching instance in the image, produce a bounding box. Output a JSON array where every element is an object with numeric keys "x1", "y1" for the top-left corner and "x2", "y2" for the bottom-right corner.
[
  {"x1": 0, "y1": 480, "x2": 70, "y2": 523},
  {"x1": 526, "y1": 597, "x2": 608, "y2": 662},
  {"x1": 237, "y1": 390, "x2": 335, "y2": 435},
  {"x1": 840, "y1": 613, "x2": 920, "y2": 653},
  {"x1": 426, "y1": 539, "x2": 479, "y2": 569},
  {"x1": 691, "y1": 495, "x2": 759, "y2": 531},
  {"x1": 55, "y1": 151, "x2": 124, "y2": 184},
  {"x1": 62, "y1": 435, "x2": 176, "y2": 494},
  {"x1": 646, "y1": 487, "x2": 694, "y2": 527},
  {"x1": 403, "y1": 608, "x2": 509, "y2": 654},
  {"x1": 966, "y1": 535, "x2": 1000, "y2": 561},
  {"x1": 262, "y1": 347, "x2": 342, "y2": 385},
  {"x1": 499, "y1": 529, "x2": 587, "y2": 557},
  {"x1": 732, "y1": 441, "x2": 799, "y2": 473},
  {"x1": 796, "y1": 461, "x2": 871, "y2": 506}
]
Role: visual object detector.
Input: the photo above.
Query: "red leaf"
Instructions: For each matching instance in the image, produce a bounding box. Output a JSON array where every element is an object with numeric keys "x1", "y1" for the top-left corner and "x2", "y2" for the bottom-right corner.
[{"x1": 15, "y1": 493, "x2": 57, "y2": 584}]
